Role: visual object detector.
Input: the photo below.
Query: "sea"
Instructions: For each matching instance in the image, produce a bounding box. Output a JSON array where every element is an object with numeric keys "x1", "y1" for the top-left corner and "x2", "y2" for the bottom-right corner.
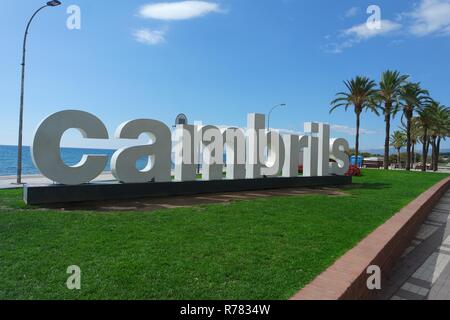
[{"x1": 0, "y1": 145, "x2": 151, "y2": 176}]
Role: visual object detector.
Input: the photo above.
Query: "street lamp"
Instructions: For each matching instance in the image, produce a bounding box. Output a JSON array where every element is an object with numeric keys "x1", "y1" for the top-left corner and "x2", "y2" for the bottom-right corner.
[
  {"x1": 267, "y1": 103, "x2": 287, "y2": 131},
  {"x1": 16, "y1": 1, "x2": 62, "y2": 185}
]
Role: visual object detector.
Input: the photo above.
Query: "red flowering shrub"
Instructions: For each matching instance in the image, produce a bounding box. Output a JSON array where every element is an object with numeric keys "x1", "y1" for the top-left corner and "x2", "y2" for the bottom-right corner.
[
  {"x1": 298, "y1": 165, "x2": 303, "y2": 174},
  {"x1": 345, "y1": 165, "x2": 362, "y2": 177}
]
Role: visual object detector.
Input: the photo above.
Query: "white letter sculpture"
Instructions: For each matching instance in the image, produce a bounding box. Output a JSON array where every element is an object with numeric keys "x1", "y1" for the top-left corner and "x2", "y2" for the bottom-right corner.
[
  {"x1": 303, "y1": 123, "x2": 319, "y2": 177},
  {"x1": 174, "y1": 124, "x2": 197, "y2": 182},
  {"x1": 330, "y1": 138, "x2": 350, "y2": 175},
  {"x1": 261, "y1": 131, "x2": 285, "y2": 177},
  {"x1": 223, "y1": 128, "x2": 246, "y2": 180},
  {"x1": 201, "y1": 125, "x2": 224, "y2": 181},
  {"x1": 31, "y1": 110, "x2": 352, "y2": 186},
  {"x1": 246, "y1": 113, "x2": 265, "y2": 179},
  {"x1": 282, "y1": 134, "x2": 300, "y2": 177},
  {"x1": 318, "y1": 123, "x2": 330, "y2": 176},
  {"x1": 31, "y1": 110, "x2": 109, "y2": 185},
  {"x1": 111, "y1": 119, "x2": 172, "y2": 183}
]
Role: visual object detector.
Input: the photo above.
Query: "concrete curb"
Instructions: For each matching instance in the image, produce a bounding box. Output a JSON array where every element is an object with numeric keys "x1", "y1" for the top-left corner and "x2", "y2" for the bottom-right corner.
[{"x1": 291, "y1": 176, "x2": 450, "y2": 300}]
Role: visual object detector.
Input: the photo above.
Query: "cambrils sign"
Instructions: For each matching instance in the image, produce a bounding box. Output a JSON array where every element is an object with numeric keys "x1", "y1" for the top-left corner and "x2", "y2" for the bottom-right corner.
[{"x1": 31, "y1": 110, "x2": 350, "y2": 185}]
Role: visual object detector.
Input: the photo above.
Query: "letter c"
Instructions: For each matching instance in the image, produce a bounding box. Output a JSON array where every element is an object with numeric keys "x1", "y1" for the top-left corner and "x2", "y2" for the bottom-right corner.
[{"x1": 31, "y1": 110, "x2": 109, "y2": 185}]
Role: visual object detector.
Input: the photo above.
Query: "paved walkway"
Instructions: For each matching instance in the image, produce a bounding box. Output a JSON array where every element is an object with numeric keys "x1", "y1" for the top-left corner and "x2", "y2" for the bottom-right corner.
[
  {"x1": 379, "y1": 190, "x2": 450, "y2": 300},
  {"x1": 0, "y1": 173, "x2": 119, "y2": 190},
  {"x1": 0, "y1": 171, "x2": 182, "y2": 189}
]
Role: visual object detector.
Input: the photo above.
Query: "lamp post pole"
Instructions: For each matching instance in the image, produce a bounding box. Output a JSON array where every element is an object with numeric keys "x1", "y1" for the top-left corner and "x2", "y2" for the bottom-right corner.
[
  {"x1": 267, "y1": 103, "x2": 287, "y2": 131},
  {"x1": 16, "y1": 1, "x2": 62, "y2": 185}
]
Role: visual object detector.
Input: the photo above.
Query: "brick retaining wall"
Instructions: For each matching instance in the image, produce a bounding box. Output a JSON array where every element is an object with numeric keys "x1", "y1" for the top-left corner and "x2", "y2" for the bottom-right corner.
[{"x1": 291, "y1": 177, "x2": 450, "y2": 300}]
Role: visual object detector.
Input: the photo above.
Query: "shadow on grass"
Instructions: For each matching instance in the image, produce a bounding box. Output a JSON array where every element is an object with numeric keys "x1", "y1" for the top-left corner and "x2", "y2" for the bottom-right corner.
[
  {"x1": 36, "y1": 187, "x2": 348, "y2": 212},
  {"x1": 343, "y1": 183, "x2": 392, "y2": 191}
]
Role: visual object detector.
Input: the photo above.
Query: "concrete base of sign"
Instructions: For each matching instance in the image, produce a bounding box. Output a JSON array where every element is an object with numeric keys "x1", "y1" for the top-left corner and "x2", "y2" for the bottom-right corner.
[{"x1": 24, "y1": 176, "x2": 352, "y2": 205}]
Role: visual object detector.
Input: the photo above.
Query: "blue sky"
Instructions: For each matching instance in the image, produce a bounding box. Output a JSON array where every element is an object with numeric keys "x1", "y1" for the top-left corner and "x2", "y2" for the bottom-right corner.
[{"x1": 1, "y1": 0, "x2": 449, "y2": 150}]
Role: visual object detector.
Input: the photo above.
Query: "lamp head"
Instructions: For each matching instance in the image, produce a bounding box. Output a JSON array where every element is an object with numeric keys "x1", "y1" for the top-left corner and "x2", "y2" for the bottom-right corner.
[{"x1": 47, "y1": 0, "x2": 62, "y2": 6}]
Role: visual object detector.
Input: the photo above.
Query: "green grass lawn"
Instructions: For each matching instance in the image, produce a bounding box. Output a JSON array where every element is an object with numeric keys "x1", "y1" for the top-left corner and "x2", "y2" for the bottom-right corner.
[{"x1": 0, "y1": 170, "x2": 448, "y2": 300}]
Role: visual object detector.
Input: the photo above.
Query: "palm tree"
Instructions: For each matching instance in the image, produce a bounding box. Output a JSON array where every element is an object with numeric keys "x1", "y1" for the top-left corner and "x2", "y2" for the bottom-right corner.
[
  {"x1": 410, "y1": 118, "x2": 422, "y2": 167},
  {"x1": 390, "y1": 131, "x2": 406, "y2": 167},
  {"x1": 417, "y1": 102, "x2": 436, "y2": 172},
  {"x1": 330, "y1": 76, "x2": 378, "y2": 165},
  {"x1": 400, "y1": 117, "x2": 422, "y2": 168},
  {"x1": 429, "y1": 103, "x2": 450, "y2": 171},
  {"x1": 396, "y1": 82, "x2": 429, "y2": 171},
  {"x1": 376, "y1": 70, "x2": 409, "y2": 170}
]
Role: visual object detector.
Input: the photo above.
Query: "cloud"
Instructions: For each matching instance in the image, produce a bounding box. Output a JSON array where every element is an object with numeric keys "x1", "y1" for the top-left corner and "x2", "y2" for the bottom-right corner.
[
  {"x1": 344, "y1": 20, "x2": 402, "y2": 40},
  {"x1": 325, "y1": 1, "x2": 450, "y2": 53},
  {"x1": 408, "y1": 0, "x2": 450, "y2": 36},
  {"x1": 133, "y1": 28, "x2": 166, "y2": 45},
  {"x1": 326, "y1": 19, "x2": 401, "y2": 53},
  {"x1": 344, "y1": 7, "x2": 359, "y2": 18},
  {"x1": 138, "y1": 1, "x2": 222, "y2": 21},
  {"x1": 331, "y1": 125, "x2": 377, "y2": 136}
]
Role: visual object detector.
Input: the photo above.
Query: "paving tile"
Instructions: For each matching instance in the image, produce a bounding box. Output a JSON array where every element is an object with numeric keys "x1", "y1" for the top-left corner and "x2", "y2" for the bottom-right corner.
[
  {"x1": 396, "y1": 288, "x2": 427, "y2": 300},
  {"x1": 425, "y1": 220, "x2": 445, "y2": 227},
  {"x1": 391, "y1": 295, "x2": 406, "y2": 300},
  {"x1": 443, "y1": 236, "x2": 450, "y2": 246},
  {"x1": 407, "y1": 277, "x2": 432, "y2": 289},
  {"x1": 380, "y1": 192, "x2": 450, "y2": 300},
  {"x1": 415, "y1": 225, "x2": 439, "y2": 241}
]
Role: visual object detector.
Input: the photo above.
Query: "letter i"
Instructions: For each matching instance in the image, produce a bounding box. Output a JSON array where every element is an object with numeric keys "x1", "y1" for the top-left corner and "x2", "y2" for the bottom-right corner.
[
  {"x1": 318, "y1": 123, "x2": 330, "y2": 176},
  {"x1": 303, "y1": 123, "x2": 319, "y2": 177}
]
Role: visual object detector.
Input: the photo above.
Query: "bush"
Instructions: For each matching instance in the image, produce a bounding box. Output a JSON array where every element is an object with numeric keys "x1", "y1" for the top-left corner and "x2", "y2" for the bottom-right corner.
[{"x1": 346, "y1": 165, "x2": 362, "y2": 177}]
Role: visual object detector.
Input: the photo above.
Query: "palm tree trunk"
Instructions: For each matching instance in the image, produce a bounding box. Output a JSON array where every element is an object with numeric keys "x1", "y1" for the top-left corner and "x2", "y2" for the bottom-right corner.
[
  {"x1": 412, "y1": 143, "x2": 415, "y2": 169},
  {"x1": 406, "y1": 115, "x2": 412, "y2": 171},
  {"x1": 397, "y1": 149, "x2": 401, "y2": 167},
  {"x1": 422, "y1": 129, "x2": 428, "y2": 172},
  {"x1": 436, "y1": 137, "x2": 442, "y2": 171},
  {"x1": 355, "y1": 111, "x2": 361, "y2": 168},
  {"x1": 431, "y1": 137, "x2": 436, "y2": 171},
  {"x1": 384, "y1": 107, "x2": 391, "y2": 170},
  {"x1": 433, "y1": 137, "x2": 441, "y2": 171}
]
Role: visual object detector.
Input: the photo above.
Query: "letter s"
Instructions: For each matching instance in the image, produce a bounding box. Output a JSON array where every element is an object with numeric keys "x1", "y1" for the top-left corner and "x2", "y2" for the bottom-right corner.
[
  {"x1": 31, "y1": 110, "x2": 109, "y2": 185},
  {"x1": 329, "y1": 138, "x2": 350, "y2": 175}
]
